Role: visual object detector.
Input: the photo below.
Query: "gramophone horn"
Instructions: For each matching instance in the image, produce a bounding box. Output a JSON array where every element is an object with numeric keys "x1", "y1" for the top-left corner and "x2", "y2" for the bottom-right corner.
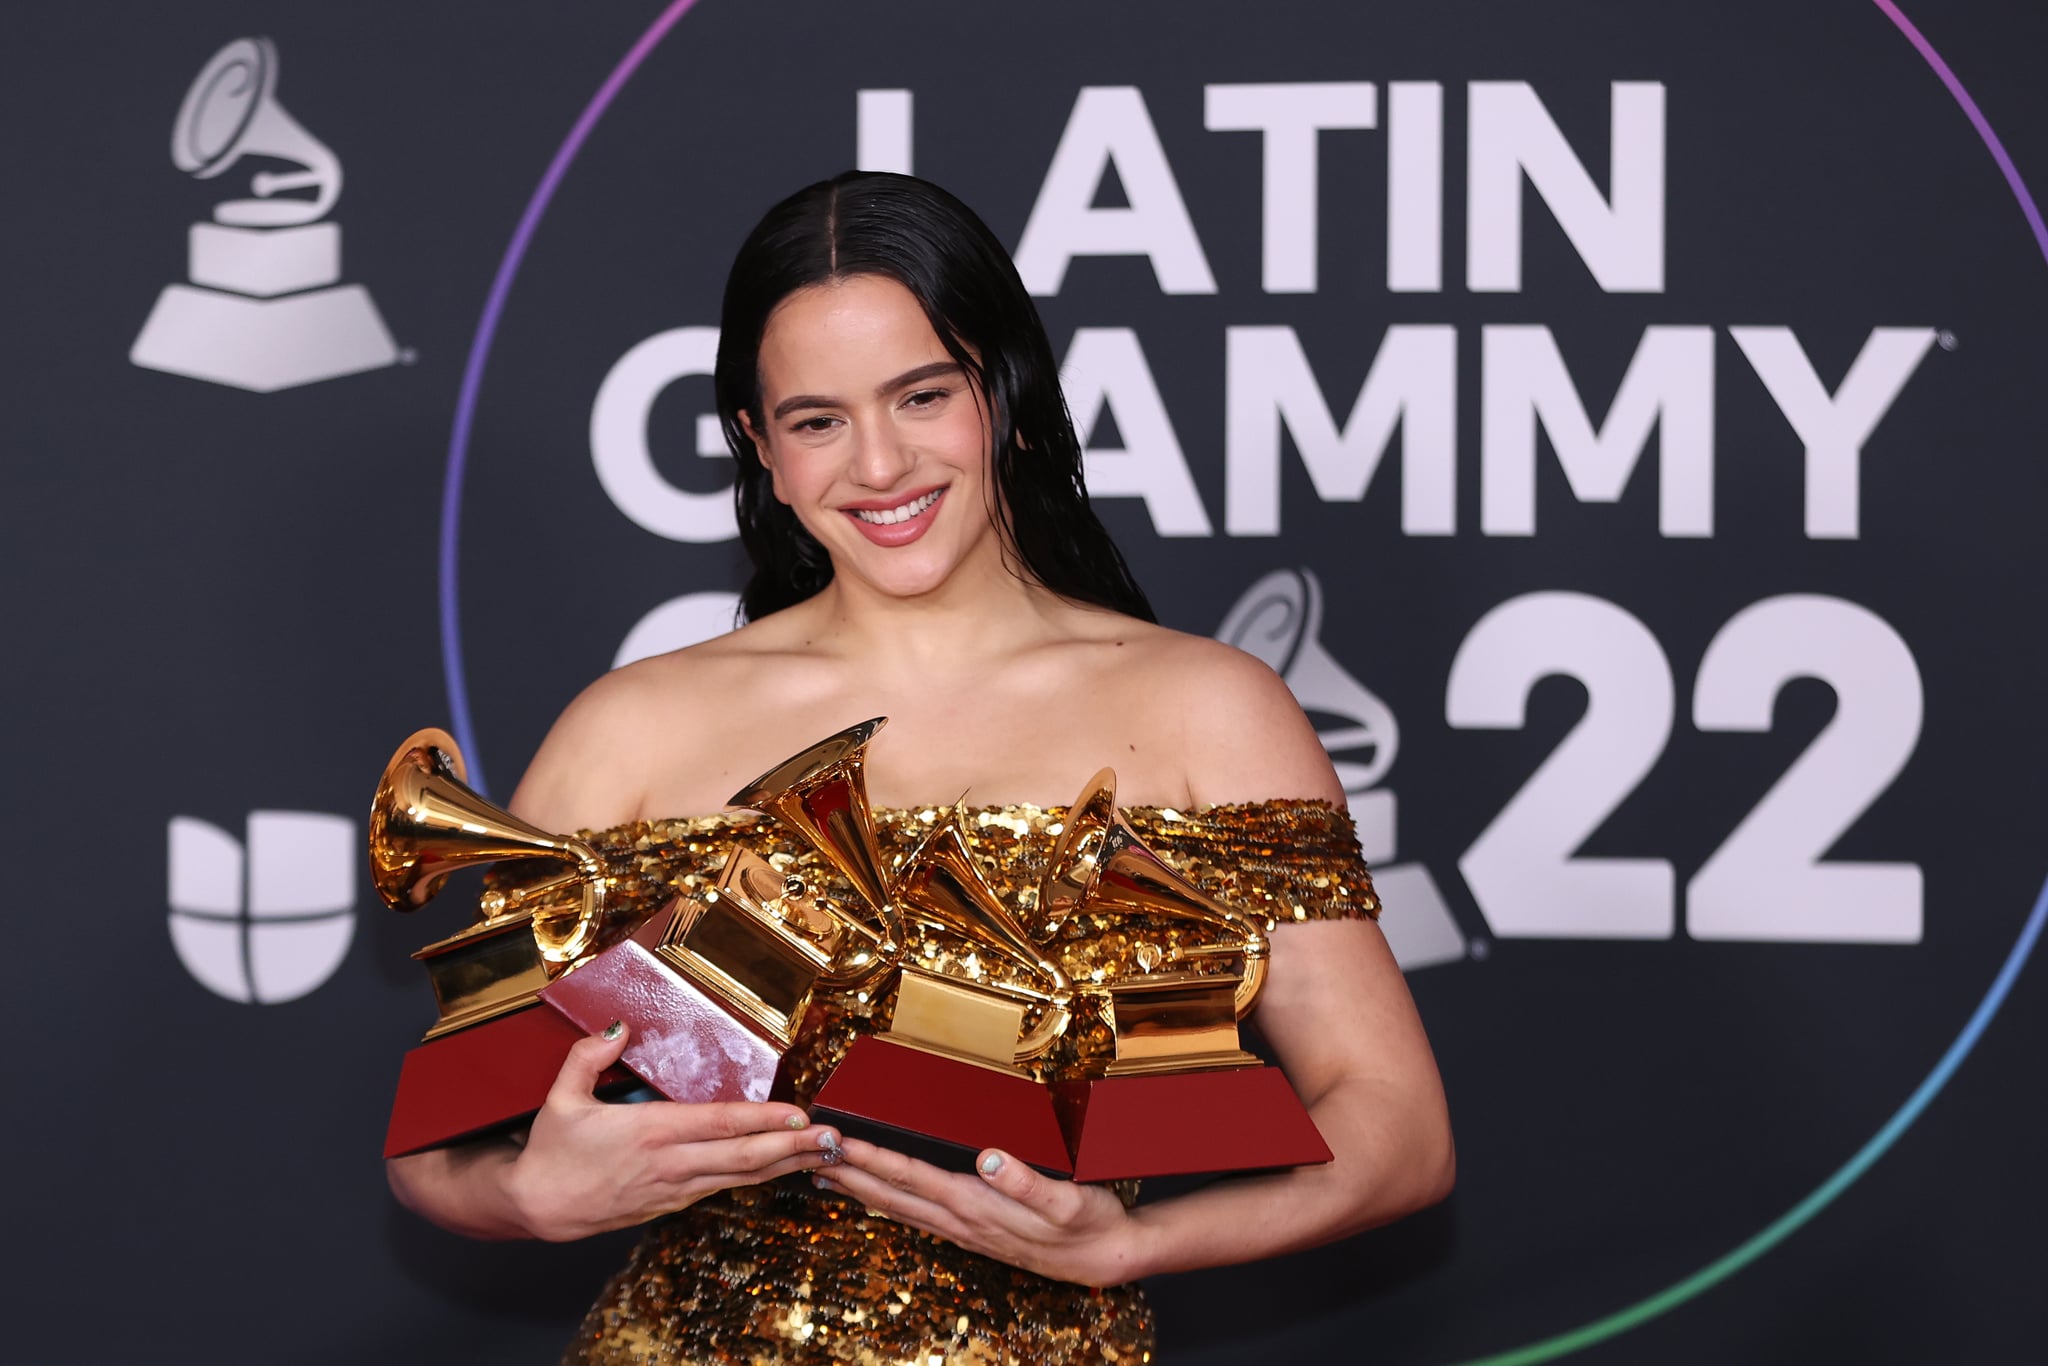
[
  {"x1": 1041, "y1": 768, "x2": 1270, "y2": 1018},
  {"x1": 895, "y1": 811, "x2": 1074, "y2": 1062},
  {"x1": 1217, "y1": 567, "x2": 1398, "y2": 794},
  {"x1": 172, "y1": 37, "x2": 341, "y2": 227},
  {"x1": 729, "y1": 717, "x2": 902, "y2": 980},
  {"x1": 368, "y1": 728, "x2": 606, "y2": 964}
]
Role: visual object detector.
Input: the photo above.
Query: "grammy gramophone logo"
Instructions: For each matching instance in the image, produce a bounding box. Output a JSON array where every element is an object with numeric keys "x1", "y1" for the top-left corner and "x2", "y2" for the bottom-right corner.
[
  {"x1": 130, "y1": 37, "x2": 398, "y2": 393},
  {"x1": 1216, "y1": 568, "x2": 1465, "y2": 970}
]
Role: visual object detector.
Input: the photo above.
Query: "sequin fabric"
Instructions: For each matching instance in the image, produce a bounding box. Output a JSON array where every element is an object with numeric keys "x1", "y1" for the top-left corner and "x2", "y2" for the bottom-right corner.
[{"x1": 558, "y1": 800, "x2": 1377, "y2": 1366}]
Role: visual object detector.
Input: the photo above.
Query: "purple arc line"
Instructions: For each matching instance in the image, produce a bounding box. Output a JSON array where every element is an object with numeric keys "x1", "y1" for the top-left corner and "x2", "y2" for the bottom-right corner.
[
  {"x1": 426, "y1": 0, "x2": 2048, "y2": 1358},
  {"x1": 437, "y1": 0, "x2": 702, "y2": 797},
  {"x1": 1446, "y1": 5, "x2": 2048, "y2": 1361},
  {"x1": 437, "y1": 0, "x2": 2048, "y2": 804},
  {"x1": 1872, "y1": 0, "x2": 2048, "y2": 266}
]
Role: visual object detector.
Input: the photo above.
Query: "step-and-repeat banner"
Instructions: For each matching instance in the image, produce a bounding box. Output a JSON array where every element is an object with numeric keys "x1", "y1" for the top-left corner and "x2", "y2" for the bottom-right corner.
[{"x1": 5, "y1": 2, "x2": 2044, "y2": 1362}]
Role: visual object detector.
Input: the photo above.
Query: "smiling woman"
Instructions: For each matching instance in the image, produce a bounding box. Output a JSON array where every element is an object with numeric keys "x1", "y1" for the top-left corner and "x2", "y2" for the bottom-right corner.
[
  {"x1": 714, "y1": 173, "x2": 1156, "y2": 627},
  {"x1": 740, "y1": 278, "x2": 1001, "y2": 593},
  {"x1": 384, "y1": 171, "x2": 1454, "y2": 1366}
]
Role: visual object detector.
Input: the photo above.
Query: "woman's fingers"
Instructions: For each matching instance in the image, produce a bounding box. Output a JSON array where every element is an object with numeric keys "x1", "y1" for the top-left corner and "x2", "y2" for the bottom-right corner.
[
  {"x1": 834, "y1": 1136, "x2": 963, "y2": 1192},
  {"x1": 972, "y1": 1149, "x2": 1080, "y2": 1225},
  {"x1": 831, "y1": 1139, "x2": 1091, "y2": 1240},
  {"x1": 974, "y1": 1149, "x2": 1036, "y2": 1198},
  {"x1": 652, "y1": 1124, "x2": 842, "y2": 1184},
  {"x1": 544, "y1": 1031, "x2": 810, "y2": 1136},
  {"x1": 810, "y1": 1159, "x2": 964, "y2": 1242},
  {"x1": 679, "y1": 1144, "x2": 845, "y2": 1203},
  {"x1": 838, "y1": 1137, "x2": 1040, "y2": 1212},
  {"x1": 647, "y1": 1099, "x2": 816, "y2": 1145},
  {"x1": 826, "y1": 1139, "x2": 1014, "y2": 1233},
  {"x1": 544, "y1": 1022, "x2": 631, "y2": 1109}
]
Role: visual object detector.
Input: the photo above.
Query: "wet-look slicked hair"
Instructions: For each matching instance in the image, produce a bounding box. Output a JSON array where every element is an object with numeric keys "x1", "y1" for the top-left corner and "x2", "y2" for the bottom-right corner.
[{"x1": 715, "y1": 171, "x2": 1155, "y2": 625}]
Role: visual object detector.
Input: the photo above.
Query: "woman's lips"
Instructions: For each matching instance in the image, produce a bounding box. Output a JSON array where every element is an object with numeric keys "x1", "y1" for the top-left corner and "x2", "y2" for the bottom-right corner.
[{"x1": 843, "y1": 486, "x2": 946, "y2": 546}]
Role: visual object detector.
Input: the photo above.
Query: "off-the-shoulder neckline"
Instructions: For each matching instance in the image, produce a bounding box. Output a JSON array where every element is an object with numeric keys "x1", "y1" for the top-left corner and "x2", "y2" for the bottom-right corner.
[{"x1": 582, "y1": 796, "x2": 1344, "y2": 841}]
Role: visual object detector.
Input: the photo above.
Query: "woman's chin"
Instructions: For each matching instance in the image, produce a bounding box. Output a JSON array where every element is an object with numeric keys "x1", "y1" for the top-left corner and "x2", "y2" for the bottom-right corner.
[
  {"x1": 835, "y1": 551, "x2": 968, "y2": 603},
  {"x1": 820, "y1": 525, "x2": 1007, "y2": 604}
]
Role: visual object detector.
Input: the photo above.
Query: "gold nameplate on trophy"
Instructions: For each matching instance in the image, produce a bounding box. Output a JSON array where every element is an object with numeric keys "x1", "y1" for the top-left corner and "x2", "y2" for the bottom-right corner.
[
  {"x1": 1041, "y1": 768, "x2": 1273, "y2": 1075},
  {"x1": 649, "y1": 848, "x2": 844, "y2": 1048},
  {"x1": 886, "y1": 967, "x2": 1038, "y2": 1076},
  {"x1": 1098, "y1": 969, "x2": 1262, "y2": 1076},
  {"x1": 885, "y1": 812, "x2": 1075, "y2": 1071},
  {"x1": 808, "y1": 799, "x2": 1082, "y2": 1174},
  {"x1": 408, "y1": 918, "x2": 556, "y2": 1039}
]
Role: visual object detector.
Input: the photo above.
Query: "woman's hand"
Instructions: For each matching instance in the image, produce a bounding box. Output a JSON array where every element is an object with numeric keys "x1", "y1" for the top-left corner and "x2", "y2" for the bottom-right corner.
[
  {"x1": 813, "y1": 1138, "x2": 1152, "y2": 1287},
  {"x1": 501, "y1": 1024, "x2": 843, "y2": 1241}
]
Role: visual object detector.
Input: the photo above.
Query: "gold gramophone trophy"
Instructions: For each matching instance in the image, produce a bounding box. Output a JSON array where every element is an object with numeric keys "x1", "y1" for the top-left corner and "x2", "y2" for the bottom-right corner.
[
  {"x1": 373, "y1": 728, "x2": 641, "y2": 1156},
  {"x1": 1037, "y1": 770, "x2": 1332, "y2": 1181},
  {"x1": 374, "y1": 725, "x2": 884, "y2": 1155},
  {"x1": 771, "y1": 737, "x2": 1324, "y2": 1178},
  {"x1": 807, "y1": 805, "x2": 1081, "y2": 1174},
  {"x1": 537, "y1": 720, "x2": 903, "y2": 1106}
]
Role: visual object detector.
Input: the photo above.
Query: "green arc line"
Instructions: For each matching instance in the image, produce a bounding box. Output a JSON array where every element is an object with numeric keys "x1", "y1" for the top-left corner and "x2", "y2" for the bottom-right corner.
[{"x1": 1450, "y1": 863, "x2": 2047, "y2": 1366}]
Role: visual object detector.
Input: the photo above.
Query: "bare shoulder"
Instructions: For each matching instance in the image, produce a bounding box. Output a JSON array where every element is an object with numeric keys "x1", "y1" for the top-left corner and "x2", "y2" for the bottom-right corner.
[
  {"x1": 505, "y1": 624, "x2": 777, "y2": 832},
  {"x1": 1113, "y1": 624, "x2": 1343, "y2": 808},
  {"x1": 503, "y1": 659, "x2": 667, "y2": 833}
]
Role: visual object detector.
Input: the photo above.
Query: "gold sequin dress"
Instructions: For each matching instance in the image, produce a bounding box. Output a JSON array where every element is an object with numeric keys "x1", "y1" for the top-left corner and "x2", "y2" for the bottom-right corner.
[{"x1": 557, "y1": 800, "x2": 1379, "y2": 1366}]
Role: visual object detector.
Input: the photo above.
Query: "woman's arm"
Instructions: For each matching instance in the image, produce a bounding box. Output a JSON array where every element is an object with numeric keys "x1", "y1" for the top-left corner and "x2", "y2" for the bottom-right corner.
[
  {"x1": 386, "y1": 661, "x2": 844, "y2": 1241},
  {"x1": 1114, "y1": 641, "x2": 1453, "y2": 1268},
  {"x1": 1104, "y1": 917, "x2": 1451, "y2": 1275}
]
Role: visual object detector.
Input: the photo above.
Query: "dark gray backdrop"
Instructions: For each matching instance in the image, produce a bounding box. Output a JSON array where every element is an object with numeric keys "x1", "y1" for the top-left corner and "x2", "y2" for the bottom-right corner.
[{"x1": 4, "y1": 2, "x2": 2045, "y2": 1362}]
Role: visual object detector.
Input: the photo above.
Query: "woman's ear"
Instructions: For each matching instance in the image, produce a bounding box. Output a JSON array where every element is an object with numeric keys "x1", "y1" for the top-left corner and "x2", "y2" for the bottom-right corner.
[{"x1": 737, "y1": 411, "x2": 789, "y2": 504}]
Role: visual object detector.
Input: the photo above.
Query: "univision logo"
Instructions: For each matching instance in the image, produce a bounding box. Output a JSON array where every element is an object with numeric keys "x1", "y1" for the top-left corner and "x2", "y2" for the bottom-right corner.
[
  {"x1": 167, "y1": 811, "x2": 356, "y2": 1003},
  {"x1": 131, "y1": 37, "x2": 398, "y2": 392}
]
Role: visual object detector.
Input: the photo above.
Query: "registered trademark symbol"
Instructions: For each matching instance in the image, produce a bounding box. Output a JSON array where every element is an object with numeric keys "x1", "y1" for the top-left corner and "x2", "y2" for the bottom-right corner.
[
  {"x1": 1468, "y1": 937, "x2": 1491, "y2": 961},
  {"x1": 398, "y1": 347, "x2": 420, "y2": 365},
  {"x1": 1937, "y1": 330, "x2": 1958, "y2": 351}
]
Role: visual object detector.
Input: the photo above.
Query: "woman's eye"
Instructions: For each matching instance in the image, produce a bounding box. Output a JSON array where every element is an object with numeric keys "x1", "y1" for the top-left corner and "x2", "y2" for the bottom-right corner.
[
  {"x1": 902, "y1": 388, "x2": 949, "y2": 409},
  {"x1": 790, "y1": 415, "x2": 838, "y2": 434}
]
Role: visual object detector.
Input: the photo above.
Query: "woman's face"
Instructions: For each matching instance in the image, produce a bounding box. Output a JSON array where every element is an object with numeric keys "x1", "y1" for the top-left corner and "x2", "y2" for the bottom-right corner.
[{"x1": 742, "y1": 273, "x2": 1003, "y2": 603}]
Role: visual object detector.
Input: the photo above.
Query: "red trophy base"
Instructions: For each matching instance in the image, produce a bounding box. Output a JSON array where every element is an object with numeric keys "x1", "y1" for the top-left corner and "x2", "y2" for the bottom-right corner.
[
  {"x1": 539, "y1": 904, "x2": 785, "y2": 1105},
  {"x1": 810, "y1": 1036, "x2": 1074, "y2": 1177},
  {"x1": 383, "y1": 1003, "x2": 638, "y2": 1158},
  {"x1": 1052, "y1": 1066, "x2": 1333, "y2": 1182}
]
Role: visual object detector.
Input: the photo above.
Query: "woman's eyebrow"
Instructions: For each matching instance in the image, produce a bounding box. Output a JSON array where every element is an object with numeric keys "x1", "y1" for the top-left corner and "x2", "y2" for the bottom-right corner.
[
  {"x1": 879, "y1": 360, "x2": 964, "y2": 394},
  {"x1": 770, "y1": 361, "x2": 965, "y2": 421}
]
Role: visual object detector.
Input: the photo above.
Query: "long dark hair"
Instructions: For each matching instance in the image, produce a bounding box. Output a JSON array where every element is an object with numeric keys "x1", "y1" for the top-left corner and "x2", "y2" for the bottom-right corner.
[{"x1": 715, "y1": 171, "x2": 1155, "y2": 625}]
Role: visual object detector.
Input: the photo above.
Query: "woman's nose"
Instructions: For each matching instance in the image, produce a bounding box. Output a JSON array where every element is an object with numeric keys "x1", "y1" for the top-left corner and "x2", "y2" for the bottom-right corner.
[{"x1": 846, "y1": 424, "x2": 914, "y2": 488}]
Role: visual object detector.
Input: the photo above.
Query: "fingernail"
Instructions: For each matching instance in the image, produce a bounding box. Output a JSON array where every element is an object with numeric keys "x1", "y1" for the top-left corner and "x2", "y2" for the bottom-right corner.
[
  {"x1": 812, "y1": 1172, "x2": 835, "y2": 1190},
  {"x1": 815, "y1": 1129, "x2": 840, "y2": 1150},
  {"x1": 978, "y1": 1152, "x2": 1004, "y2": 1176},
  {"x1": 786, "y1": 1114, "x2": 806, "y2": 1130},
  {"x1": 601, "y1": 1020, "x2": 624, "y2": 1041}
]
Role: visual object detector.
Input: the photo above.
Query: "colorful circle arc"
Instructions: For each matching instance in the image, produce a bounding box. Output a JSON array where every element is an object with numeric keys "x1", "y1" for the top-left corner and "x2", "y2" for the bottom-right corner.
[{"x1": 431, "y1": 2, "x2": 2047, "y2": 1360}]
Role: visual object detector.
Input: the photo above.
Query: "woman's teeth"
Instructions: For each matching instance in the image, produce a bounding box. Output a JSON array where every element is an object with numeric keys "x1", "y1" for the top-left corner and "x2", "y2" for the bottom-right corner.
[{"x1": 851, "y1": 489, "x2": 942, "y2": 525}]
